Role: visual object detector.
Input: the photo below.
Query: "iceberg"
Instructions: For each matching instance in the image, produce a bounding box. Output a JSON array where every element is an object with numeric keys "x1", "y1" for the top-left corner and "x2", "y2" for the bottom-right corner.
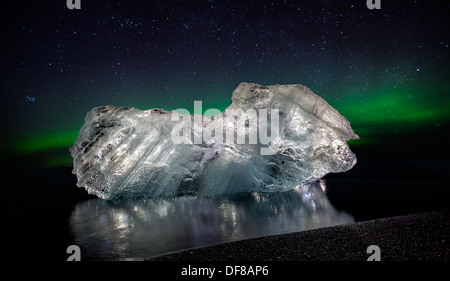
[{"x1": 70, "y1": 83, "x2": 359, "y2": 200}]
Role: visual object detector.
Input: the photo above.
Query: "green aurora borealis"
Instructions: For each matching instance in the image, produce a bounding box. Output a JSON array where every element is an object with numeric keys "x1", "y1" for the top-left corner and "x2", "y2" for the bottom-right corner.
[
  {"x1": 6, "y1": 80, "x2": 450, "y2": 167},
  {"x1": 1, "y1": 0, "x2": 449, "y2": 167}
]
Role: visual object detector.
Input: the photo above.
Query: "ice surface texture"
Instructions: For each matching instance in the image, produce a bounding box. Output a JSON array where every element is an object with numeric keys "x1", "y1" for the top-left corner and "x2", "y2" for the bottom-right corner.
[{"x1": 70, "y1": 83, "x2": 359, "y2": 200}]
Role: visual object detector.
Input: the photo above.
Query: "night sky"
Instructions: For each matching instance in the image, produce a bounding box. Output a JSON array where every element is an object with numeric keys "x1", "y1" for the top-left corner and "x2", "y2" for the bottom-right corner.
[{"x1": 1, "y1": 0, "x2": 449, "y2": 167}]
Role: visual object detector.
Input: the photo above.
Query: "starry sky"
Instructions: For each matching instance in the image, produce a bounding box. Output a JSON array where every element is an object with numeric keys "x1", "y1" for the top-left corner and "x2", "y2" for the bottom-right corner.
[{"x1": 1, "y1": 0, "x2": 449, "y2": 167}]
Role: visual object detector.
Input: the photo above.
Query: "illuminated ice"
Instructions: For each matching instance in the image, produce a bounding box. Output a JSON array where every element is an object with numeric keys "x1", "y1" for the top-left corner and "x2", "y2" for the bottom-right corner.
[{"x1": 70, "y1": 82, "x2": 359, "y2": 200}]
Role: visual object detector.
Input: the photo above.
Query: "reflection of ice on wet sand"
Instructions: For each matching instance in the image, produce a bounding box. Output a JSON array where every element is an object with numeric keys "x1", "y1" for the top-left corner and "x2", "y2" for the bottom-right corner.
[{"x1": 70, "y1": 181, "x2": 353, "y2": 260}]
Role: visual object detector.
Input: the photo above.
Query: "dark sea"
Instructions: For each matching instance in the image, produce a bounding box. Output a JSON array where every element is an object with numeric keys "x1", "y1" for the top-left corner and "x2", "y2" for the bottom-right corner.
[{"x1": 1, "y1": 157, "x2": 449, "y2": 261}]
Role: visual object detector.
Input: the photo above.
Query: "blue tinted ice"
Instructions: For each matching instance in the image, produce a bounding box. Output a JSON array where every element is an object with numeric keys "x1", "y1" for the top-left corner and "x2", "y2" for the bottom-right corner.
[{"x1": 70, "y1": 83, "x2": 358, "y2": 200}]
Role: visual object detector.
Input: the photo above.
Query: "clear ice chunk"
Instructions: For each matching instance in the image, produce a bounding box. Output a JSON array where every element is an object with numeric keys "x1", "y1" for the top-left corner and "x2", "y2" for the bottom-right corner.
[{"x1": 70, "y1": 83, "x2": 359, "y2": 200}]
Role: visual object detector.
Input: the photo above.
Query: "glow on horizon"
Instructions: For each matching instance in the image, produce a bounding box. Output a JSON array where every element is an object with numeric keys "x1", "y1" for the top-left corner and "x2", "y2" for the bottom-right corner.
[{"x1": 5, "y1": 84, "x2": 450, "y2": 167}]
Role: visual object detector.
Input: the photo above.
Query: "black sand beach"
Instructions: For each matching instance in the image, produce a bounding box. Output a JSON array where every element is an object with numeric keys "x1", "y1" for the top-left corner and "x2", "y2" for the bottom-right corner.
[{"x1": 150, "y1": 210, "x2": 450, "y2": 261}]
